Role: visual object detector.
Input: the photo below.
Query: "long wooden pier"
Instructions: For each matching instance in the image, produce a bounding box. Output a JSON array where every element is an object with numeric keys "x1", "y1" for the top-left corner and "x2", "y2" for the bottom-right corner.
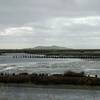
[
  {"x1": 1, "y1": 49, "x2": 100, "y2": 59},
  {"x1": 12, "y1": 54, "x2": 100, "y2": 59}
]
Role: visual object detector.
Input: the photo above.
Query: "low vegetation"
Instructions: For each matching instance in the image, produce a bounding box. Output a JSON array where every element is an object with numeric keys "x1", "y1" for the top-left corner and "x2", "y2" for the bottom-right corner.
[{"x1": 0, "y1": 71, "x2": 99, "y2": 86}]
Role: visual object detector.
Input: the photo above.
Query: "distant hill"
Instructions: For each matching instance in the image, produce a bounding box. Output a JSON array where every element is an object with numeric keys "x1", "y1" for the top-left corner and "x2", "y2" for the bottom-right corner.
[{"x1": 33, "y1": 46, "x2": 70, "y2": 50}]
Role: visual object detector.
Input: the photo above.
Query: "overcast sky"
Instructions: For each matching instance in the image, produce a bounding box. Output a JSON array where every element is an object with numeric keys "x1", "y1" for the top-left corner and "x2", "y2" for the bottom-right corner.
[{"x1": 0, "y1": 0, "x2": 100, "y2": 49}]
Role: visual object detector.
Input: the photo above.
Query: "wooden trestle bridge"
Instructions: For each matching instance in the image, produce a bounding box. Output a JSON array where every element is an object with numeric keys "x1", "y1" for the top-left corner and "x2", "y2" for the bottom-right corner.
[
  {"x1": 12, "y1": 54, "x2": 100, "y2": 59},
  {"x1": 1, "y1": 49, "x2": 100, "y2": 59}
]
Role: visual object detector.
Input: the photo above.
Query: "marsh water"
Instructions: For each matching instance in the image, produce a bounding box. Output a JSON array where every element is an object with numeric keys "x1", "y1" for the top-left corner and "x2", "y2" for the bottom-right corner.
[
  {"x1": 0, "y1": 53, "x2": 100, "y2": 100},
  {"x1": 0, "y1": 84, "x2": 100, "y2": 100},
  {"x1": 0, "y1": 53, "x2": 100, "y2": 76}
]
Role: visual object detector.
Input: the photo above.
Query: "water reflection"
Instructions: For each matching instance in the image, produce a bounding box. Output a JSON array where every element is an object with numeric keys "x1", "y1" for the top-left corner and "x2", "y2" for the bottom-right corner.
[{"x1": 0, "y1": 85, "x2": 99, "y2": 100}]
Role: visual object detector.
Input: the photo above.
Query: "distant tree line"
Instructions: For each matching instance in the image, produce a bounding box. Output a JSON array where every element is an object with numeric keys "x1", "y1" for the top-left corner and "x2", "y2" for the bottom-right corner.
[{"x1": 1, "y1": 49, "x2": 100, "y2": 58}]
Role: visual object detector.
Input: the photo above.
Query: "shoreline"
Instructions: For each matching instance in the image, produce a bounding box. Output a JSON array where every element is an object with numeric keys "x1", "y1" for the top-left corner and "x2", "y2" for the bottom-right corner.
[{"x1": 0, "y1": 83, "x2": 100, "y2": 90}]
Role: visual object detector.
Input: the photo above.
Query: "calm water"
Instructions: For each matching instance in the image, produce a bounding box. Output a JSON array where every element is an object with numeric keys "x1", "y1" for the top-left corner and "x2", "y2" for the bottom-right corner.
[
  {"x1": 0, "y1": 53, "x2": 100, "y2": 100},
  {"x1": 0, "y1": 53, "x2": 100, "y2": 76},
  {"x1": 0, "y1": 85, "x2": 100, "y2": 100}
]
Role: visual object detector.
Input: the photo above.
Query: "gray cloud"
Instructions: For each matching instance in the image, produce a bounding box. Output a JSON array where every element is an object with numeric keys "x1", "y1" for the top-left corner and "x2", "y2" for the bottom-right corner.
[
  {"x1": 0, "y1": 0, "x2": 100, "y2": 49},
  {"x1": 0, "y1": 0, "x2": 100, "y2": 25}
]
